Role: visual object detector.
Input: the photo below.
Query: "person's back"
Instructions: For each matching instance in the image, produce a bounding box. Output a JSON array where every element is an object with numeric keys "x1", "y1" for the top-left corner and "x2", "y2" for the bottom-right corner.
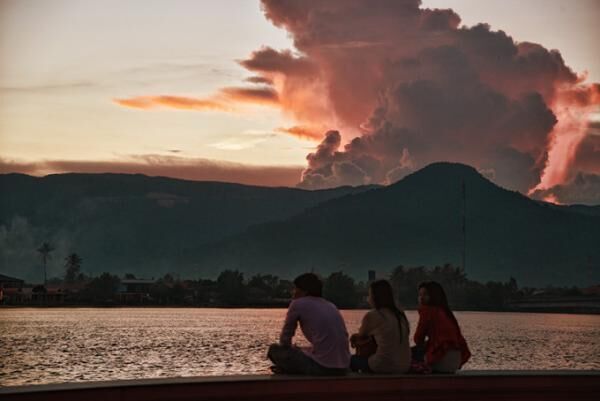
[
  {"x1": 415, "y1": 305, "x2": 469, "y2": 361},
  {"x1": 282, "y1": 296, "x2": 350, "y2": 369},
  {"x1": 350, "y1": 280, "x2": 411, "y2": 374},
  {"x1": 268, "y1": 273, "x2": 350, "y2": 375},
  {"x1": 362, "y1": 308, "x2": 410, "y2": 373}
]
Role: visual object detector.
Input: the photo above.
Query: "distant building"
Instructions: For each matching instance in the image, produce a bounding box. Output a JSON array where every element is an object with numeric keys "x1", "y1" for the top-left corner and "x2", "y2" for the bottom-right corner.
[
  {"x1": 1, "y1": 287, "x2": 30, "y2": 304},
  {"x1": 368, "y1": 270, "x2": 376, "y2": 282},
  {"x1": 119, "y1": 278, "x2": 156, "y2": 304},
  {"x1": 0, "y1": 273, "x2": 25, "y2": 304},
  {"x1": 0, "y1": 273, "x2": 24, "y2": 289},
  {"x1": 368, "y1": 270, "x2": 391, "y2": 282},
  {"x1": 30, "y1": 285, "x2": 65, "y2": 305}
]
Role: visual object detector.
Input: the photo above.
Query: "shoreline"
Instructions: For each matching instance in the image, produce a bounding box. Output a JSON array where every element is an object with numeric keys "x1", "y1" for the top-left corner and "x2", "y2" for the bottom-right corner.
[{"x1": 1, "y1": 304, "x2": 599, "y2": 315}]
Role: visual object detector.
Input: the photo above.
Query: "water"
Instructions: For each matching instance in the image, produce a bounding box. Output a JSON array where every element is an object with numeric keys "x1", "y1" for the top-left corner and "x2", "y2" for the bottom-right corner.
[{"x1": 0, "y1": 308, "x2": 599, "y2": 386}]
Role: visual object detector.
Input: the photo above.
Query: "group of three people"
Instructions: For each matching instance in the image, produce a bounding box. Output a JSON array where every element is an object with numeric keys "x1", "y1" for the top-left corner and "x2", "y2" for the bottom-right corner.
[{"x1": 268, "y1": 273, "x2": 471, "y2": 375}]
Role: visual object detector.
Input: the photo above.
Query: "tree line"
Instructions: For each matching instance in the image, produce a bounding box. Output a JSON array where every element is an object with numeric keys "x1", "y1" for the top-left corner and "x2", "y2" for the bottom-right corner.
[
  {"x1": 29, "y1": 246, "x2": 588, "y2": 310},
  {"x1": 40, "y1": 252, "x2": 568, "y2": 310}
]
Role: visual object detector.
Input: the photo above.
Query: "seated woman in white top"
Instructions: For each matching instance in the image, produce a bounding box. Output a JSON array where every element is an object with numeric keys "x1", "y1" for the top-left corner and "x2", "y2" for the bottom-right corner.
[{"x1": 350, "y1": 279, "x2": 411, "y2": 373}]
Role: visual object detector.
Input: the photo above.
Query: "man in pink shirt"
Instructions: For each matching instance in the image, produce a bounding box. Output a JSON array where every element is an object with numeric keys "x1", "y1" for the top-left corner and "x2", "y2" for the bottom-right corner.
[{"x1": 267, "y1": 273, "x2": 350, "y2": 375}]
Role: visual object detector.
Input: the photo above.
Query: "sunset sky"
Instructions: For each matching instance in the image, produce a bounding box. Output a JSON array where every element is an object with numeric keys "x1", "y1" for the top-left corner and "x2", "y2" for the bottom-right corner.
[{"x1": 1, "y1": 0, "x2": 599, "y2": 202}]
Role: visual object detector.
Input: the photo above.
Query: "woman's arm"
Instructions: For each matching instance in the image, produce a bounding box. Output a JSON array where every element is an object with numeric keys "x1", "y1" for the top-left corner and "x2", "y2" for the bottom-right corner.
[
  {"x1": 358, "y1": 311, "x2": 374, "y2": 337},
  {"x1": 413, "y1": 306, "x2": 431, "y2": 346},
  {"x1": 350, "y1": 311, "x2": 376, "y2": 346}
]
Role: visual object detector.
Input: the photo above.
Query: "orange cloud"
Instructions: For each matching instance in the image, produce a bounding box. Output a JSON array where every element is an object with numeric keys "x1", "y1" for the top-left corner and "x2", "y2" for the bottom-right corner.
[
  {"x1": 114, "y1": 95, "x2": 227, "y2": 111},
  {"x1": 533, "y1": 84, "x2": 600, "y2": 192},
  {"x1": 114, "y1": 86, "x2": 279, "y2": 112},
  {"x1": 276, "y1": 126, "x2": 323, "y2": 141},
  {"x1": 113, "y1": 96, "x2": 155, "y2": 109}
]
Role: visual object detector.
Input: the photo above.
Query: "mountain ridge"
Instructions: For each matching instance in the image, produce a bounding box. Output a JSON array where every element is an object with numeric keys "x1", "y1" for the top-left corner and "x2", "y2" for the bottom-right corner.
[
  {"x1": 188, "y1": 162, "x2": 600, "y2": 286},
  {"x1": 0, "y1": 172, "x2": 375, "y2": 282},
  {"x1": 1, "y1": 163, "x2": 598, "y2": 286}
]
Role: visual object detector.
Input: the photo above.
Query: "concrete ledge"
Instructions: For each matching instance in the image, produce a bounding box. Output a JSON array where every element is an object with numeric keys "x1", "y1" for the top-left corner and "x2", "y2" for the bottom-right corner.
[{"x1": 1, "y1": 371, "x2": 599, "y2": 401}]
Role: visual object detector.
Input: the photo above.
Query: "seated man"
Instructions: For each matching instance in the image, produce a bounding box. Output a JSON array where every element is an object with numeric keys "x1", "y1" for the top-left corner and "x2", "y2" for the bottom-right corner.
[{"x1": 268, "y1": 273, "x2": 350, "y2": 375}]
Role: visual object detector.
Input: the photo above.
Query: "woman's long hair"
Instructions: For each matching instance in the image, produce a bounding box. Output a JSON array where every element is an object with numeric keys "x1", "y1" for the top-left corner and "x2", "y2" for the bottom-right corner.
[
  {"x1": 418, "y1": 281, "x2": 459, "y2": 328},
  {"x1": 370, "y1": 279, "x2": 409, "y2": 343}
]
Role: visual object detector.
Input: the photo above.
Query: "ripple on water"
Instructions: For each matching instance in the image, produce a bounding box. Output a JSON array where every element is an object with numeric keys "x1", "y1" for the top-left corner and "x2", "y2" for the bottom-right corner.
[{"x1": 0, "y1": 308, "x2": 599, "y2": 386}]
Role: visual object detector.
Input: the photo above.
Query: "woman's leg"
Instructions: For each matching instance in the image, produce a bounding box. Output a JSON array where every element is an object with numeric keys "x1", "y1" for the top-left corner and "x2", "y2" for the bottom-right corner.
[
  {"x1": 350, "y1": 355, "x2": 371, "y2": 373},
  {"x1": 411, "y1": 345, "x2": 426, "y2": 362},
  {"x1": 431, "y1": 349, "x2": 461, "y2": 373}
]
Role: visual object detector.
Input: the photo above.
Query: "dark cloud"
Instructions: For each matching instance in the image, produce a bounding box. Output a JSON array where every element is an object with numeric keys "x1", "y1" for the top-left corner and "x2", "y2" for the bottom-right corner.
[
  {"x1": 238, "y1": 47, "x2": 316, "y2": 76},
  {"x1": 572, "y1": 133, "x2": 600, "y2": 175},
  {"x1": 589, "y1": 120, "x2": 600, "y2": 134},
  {"x1": 299, "y1": 44, "x2": 556, "y2": 192},
  {"x1": 244, "y1": 76, "x2": 274, "y2": 85},
  {"x1": 532, "y1": 172, "x2": 600, "y2": 205},
  {"x1": 219, "y1": 86, "x2": 279, "y2": 105}
]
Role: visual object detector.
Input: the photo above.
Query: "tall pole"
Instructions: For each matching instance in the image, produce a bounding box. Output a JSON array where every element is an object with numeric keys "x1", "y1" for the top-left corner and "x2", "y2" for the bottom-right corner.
[
  {"x1": 43, "y1": 255, "x2": 47, "y2": 287},
  {"x1": 588, "y1": 255, "x2": 593, "y2": 287},
  {"x1": 461, "y1": 180, "x2": 466, "y2": 272}
]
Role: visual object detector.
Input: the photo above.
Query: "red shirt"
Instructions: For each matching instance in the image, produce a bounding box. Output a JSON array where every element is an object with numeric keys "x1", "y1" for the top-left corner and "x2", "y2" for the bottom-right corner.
[{"x1": 413, "y1": 305, "x2": 471, "y2": 367}]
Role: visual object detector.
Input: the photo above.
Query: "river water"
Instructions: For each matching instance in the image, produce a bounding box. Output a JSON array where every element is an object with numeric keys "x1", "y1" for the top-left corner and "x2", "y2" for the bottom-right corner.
[{"x1": 1, "y1": 308, "x2": 599, "y2": 386}]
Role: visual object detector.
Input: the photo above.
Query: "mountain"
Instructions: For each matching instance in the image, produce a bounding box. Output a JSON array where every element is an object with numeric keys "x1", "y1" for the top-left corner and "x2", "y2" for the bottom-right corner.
[
  {"x1": 189, "y1": 163, "x2": 600, "y2": 286},
  {"x1": 2, "y1": 164, "x2": 598, "y2": 286},
  {"x1": 553, "y1": 204, "x2": 600, "y2": 217},
  {"x1": 0, "y1": 173, "x2": 375, "y2": 282}
]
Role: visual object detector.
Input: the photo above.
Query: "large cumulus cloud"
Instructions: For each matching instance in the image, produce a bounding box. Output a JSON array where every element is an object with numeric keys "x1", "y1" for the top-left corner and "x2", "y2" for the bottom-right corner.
[{"x1": 243, "y1": 0, "x2": 600, "y2": 201}]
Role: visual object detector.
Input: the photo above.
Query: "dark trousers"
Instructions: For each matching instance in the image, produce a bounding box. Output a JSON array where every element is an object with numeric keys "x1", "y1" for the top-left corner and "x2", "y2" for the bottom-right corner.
[
  {"x1": 349, "y1": 355, "x2": 372, "y2": 373},
  {"x1": 267, "y1": 344, "x2": 347, "y2": 376},
  {"x1": 411, "y1": 345, "x2": 426, "y2": 362}
]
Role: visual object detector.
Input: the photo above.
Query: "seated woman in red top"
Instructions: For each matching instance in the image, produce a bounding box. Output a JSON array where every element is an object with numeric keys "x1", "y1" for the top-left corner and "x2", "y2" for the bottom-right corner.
[{"x1": 413, "y1": 281, "x2": 471, "y2": 373}]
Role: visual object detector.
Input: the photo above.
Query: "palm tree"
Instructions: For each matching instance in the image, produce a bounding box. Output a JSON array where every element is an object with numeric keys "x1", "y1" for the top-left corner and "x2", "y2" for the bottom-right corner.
[
  {"x1": 37, "y1": 242, "x2": 54, "y2": 287},
  {"x1": 64, "y1": 253, "x2": 83, "y2": 282}
]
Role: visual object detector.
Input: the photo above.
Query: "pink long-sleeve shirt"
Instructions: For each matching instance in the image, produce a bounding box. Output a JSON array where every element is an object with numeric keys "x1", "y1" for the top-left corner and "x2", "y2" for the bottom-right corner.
[{"x1": 279, "y1": 296, "x2": 351, "y2": 369}]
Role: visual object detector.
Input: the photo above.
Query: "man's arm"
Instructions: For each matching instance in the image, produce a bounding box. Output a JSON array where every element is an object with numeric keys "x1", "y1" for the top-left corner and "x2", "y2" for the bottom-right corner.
[{"x1": 279, "y1": 300, "x2": 300, "y2": 346}]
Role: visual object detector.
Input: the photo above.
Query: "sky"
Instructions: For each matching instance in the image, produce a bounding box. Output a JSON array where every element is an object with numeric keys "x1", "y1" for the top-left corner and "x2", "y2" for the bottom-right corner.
[{"x1": 0, "y1": 0, "x2": 599, "y2": 202}]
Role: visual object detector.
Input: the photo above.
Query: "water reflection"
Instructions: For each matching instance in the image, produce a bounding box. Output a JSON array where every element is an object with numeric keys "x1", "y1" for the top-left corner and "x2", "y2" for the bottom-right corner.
[{"x1": 0, "y1": 308, "x2": 598, "y2": 386}]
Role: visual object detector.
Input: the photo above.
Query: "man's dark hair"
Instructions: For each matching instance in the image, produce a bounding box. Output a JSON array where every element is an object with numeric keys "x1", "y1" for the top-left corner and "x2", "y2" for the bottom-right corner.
[{"x1": 293, "y1": 273, "x2": 322, "y2": 297}]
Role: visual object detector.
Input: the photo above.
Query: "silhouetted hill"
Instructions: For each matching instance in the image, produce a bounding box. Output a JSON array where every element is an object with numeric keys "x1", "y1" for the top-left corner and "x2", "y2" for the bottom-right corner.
[
  {"x1": 554, "y1": 204, "x2": 600, "y2": 217},
  {"x1": 2, "y1": 165, "x2": 598, "y2": 286},
  {"x1": 0, "y1": 173, "x2": 374, "y2": 282},
  {"x1": 191, "y1": 163, "x2": 600, "y2": 286}
]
